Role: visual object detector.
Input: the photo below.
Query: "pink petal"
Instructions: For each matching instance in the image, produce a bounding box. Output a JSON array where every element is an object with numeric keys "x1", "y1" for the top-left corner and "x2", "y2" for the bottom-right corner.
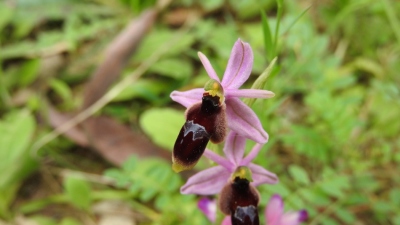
[
  {"x1": 266, "y1": 194, "x2": 284, "y2": 225},
  {"x1": 241, "y1": 143, "x2": 263, "y2": 165},
  {"x1": 198, "y1": 197, "x2": 217, "y2": 222},
  {"x1": 225, "y1": 89, "x2": 275, "y2": 99},
  {"x1": 223, "y1": 131, "x2": 246, "y2": 166},
  {"x1": 248, "y1": 163, "x2": 279, "y2": 186},
  {"x1": 204, "y1": 149, "x2": 234, "y2": 171},
  {"x1": 225, "y1": 98, "x2": 269, "y2": 143},
  {"x1": 170, "y1": 88, "x2": 203, "y2": 107},
  {"x1": 180, "y1": 166, "x2": 230, "y2": 195},
  {"x1": 280, "y1": 211, "x2": 308, "y2": 225},
  {"x1": 221, "y1": 216, "x2": 232, "y2": 225},
  {"x1": 221, "y1": 39, "x2": 253, "y2": 89},
  {"x1": 198, "y1": 52, "x2": 221, "y2": 82}
]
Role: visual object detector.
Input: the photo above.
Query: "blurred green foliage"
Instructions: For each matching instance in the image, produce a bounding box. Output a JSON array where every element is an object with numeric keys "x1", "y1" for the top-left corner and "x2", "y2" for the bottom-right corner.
[{"x1": 0, "y1": 0, "x2": 399, "y2": 224}]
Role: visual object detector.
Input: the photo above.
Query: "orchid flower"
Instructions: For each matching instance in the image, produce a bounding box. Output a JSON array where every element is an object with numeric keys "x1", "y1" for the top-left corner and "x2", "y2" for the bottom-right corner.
[
  {"x1": 170, "y1": 39, "x2": 275, "y2": 144},
  {"x1": 198, "y1": 197, "x2": 217, "y2": 223},
  {"x1": 265, "y1": 194, "x2": 308, "y2": 225},
  {"x1": 221, "y1": 194, "x2": 308, "y2": 225},
  {"x1": 180, "y1": 131, "x2": 278, "y2": 195}
]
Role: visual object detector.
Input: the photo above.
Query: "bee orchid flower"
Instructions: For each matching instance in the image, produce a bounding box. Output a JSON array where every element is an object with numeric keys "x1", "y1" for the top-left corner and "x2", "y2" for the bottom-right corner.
[
  {"x1": 170, "y1": 39, "x2": 275, "y2": 144},
  {"x1": 180, "y1": 131, "x2": 278, "y2": 195},
  {"x1": 220, "y1": 194, "x2": 308, "y2": 225}
]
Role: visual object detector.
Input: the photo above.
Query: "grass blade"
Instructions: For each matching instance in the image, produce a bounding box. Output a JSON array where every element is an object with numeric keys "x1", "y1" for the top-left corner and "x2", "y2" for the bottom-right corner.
[
  {"x1": 245, "y1": 57, "x2": 277, "y2": 107},
  {"x1": 261, "y1": 10, "x2": 274, "y2": 61},
  {"x1": 274, "y1": 0, "x2": 283, "y2": 49},
  {"x1": 282, "y1": 5, "x2": 311, "y2": 35}
]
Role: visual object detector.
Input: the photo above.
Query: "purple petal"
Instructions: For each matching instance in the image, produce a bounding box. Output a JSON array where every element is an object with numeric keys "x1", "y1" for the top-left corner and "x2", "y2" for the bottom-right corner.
[
  {"x1": 180, "y1": 166, "x2": 230, "y2": 195},
  {"x1": 221, "y1": 39, "x2": 253, "y2": 89},
  {"x1": 298, "y1": 210, "x2": 308, "y2": 222},
  {"x1": 248, "y1": 163, "x2": 279, "y2": 186},
  {"x1": 280, "y1": 211, "x2": 308, "y2": 225},
  {"x1": 241, "y1": 143, "x2": 263, "y2": 166},
  {"x1": 204, "y1": 149, "x2": 234, "y2": 171},
  {"x1": 198, "y1": 52, "x2": 220, "y2": 82},
  {"x1": 198, "y1": 197, "x2": 217, "y2": 222},
  {"x1": 223, "y1": 131, "x2": 246, "y2": 166},
  {"x1": 221, "y1": 216, "x2": 232, "y2": 225},
  {"x1": 266, "y1": 194, "x2": 284, "y2": 225},
  {"x1": 225, "y1": 98, "x2": 268, "y2": 143},
  {"x1": 225, "y1": 89, "x2": 275, "y2": 99},
  {"x1": 170, "y1": 88, "x2": 203, "y2": 107}
]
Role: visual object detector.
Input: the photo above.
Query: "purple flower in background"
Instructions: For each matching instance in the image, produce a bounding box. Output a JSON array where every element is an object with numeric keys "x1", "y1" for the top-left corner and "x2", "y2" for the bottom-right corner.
[
  {"x1": 265, "y1": 194, "x2": 308, "y2": 225},
  {"x1": 180, "y1": 131, "x2": 278, "y2": 195},
  {"x1": 198, "y1": 197, "x2": 217, "y2": 223},
  {"x1": 170, "y1": 39, "x2": 275, "y2": 144},
  {"x1": 221, "y1": 194, "x2": 308, "y2": 225}
]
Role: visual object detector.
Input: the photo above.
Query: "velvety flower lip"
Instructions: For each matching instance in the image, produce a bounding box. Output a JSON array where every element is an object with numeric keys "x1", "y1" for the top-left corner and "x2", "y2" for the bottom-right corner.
[
  {"x1": 180, "y1": 132, "x2": 278, "y2": 195},
  {"x1": 170, "y1": 39, "x2": 274, "y2": 144},
  {"x1": 221, "y1": 194, "x2": 308, "y2": 225}
]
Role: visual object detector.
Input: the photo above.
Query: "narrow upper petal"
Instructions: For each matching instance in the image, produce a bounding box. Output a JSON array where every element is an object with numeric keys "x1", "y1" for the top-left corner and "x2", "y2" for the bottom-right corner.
[
  {"x1": 223, "y1": 131, "x2": 246, "y2": 166},
  {"x1": 280, "y1": 211, "x2": 308, "y2": 225},
  {"x1": 198, "y1": 52, "x2": 220, "y2": 82},
  {"x1": 221, "y1": 39, "x2": 254, "y2": 89},
  {"x1": 180, "y1": 165, "x2": 230, "y2": 195},
  {"x1": 225, "y1": 89, "x2": 275, "y2": 99},
  {"x1": 204, "y1": 149, "x2": 234, "y2": 171},
  {"x1": 225, "y1": 98, "x2": 268, "y2": 143},
  {"x1": 170, "y1": 88, "x2": 203, "y2": 107},
  {"x1": 248, "y1": 163, "x2": 279, "y2": 186},
  {"x1": 266, "y1": 194, "x2": 284, "y2": 225},
  {"x1": 241, "y1": 143, "x2": 263, "y2": 166}
]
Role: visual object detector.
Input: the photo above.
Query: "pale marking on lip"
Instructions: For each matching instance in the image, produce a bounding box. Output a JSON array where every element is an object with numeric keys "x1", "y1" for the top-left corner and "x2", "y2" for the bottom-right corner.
[{"x1": 183, "y1": 120, "x2": 210, "y2": 140}]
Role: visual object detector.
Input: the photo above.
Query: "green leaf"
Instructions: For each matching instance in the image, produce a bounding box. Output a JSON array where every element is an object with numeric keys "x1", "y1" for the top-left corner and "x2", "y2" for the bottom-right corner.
[
  {"x1": 134, "y1": 29, "x2": 195, "y2": 60},
  {"x1": 149, "y1": 58, "x2": 193, "y2": 79},
  {"x1": 322, "y1": 218, "x2": 339, "y2": 225},
  {"x1": 19, "y1": 59, "x2": 40, "y2": 87},
  {"x1": 0, "y1": 2, "x2": 13, "y2": 32},
  {"x1": 64, "y1": 177, "x2": 92, "y2": 210},
  {"x1": 0, "y1": 109, "x2": 37, "y2": 217},
  {"x1": 139, "y1": 108, "x2": 185, "y2": 150},
  {"x1": 262, "y1": 182, "x2": 291, "y2": 197},
  {"x1": 319, "y1": 175, "x2": 349, "y2": 198},
  {"x1": 139, "y1": 187, "x2": 158, "y2": 202},
  {"x1": 288, "y1": 165, "x2": 310, "y2": 185},
  {"x1": 282, "y1": 125, "x2": 331, "y2": 163},
  {"x1": 200, "y1": 0, "x2": 224, "y2": 11},
  {"x1": 298, "y1": 188, "x2": 330, "y2": 206},
  {"x1": 31, "y1": 216, "x2": 58, "y2": 225},
  {"x1": 335, "y1": 208, "x2": 356, "y2": 224},
  {"x1": 103, "y1": 169, "x2": 130, "y2": 187},
  {"x1": 113, "y1": 79, "x2": 170, "y2": 102},
  {"x1": 390, "y1": 188, "x2": 400, "y2": 206},
  {"x1": 60, "y1": 217, "x2": 81, "y2": 225},
  {"x1": 393, "y1": 215, "x2": 400, "y2": 225},
  {"x1": 0, "y1": 110, "x2": 35, "y2": 167},
  {"x1": 205, "y1": 24, "x2": 237, "y2": 60},
  {"x1": 155, "y1": 193, "x2": 172, "y2": 210},
  {"x1": 49, "y1": 78, "x2": 73, "y2": 102}
]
